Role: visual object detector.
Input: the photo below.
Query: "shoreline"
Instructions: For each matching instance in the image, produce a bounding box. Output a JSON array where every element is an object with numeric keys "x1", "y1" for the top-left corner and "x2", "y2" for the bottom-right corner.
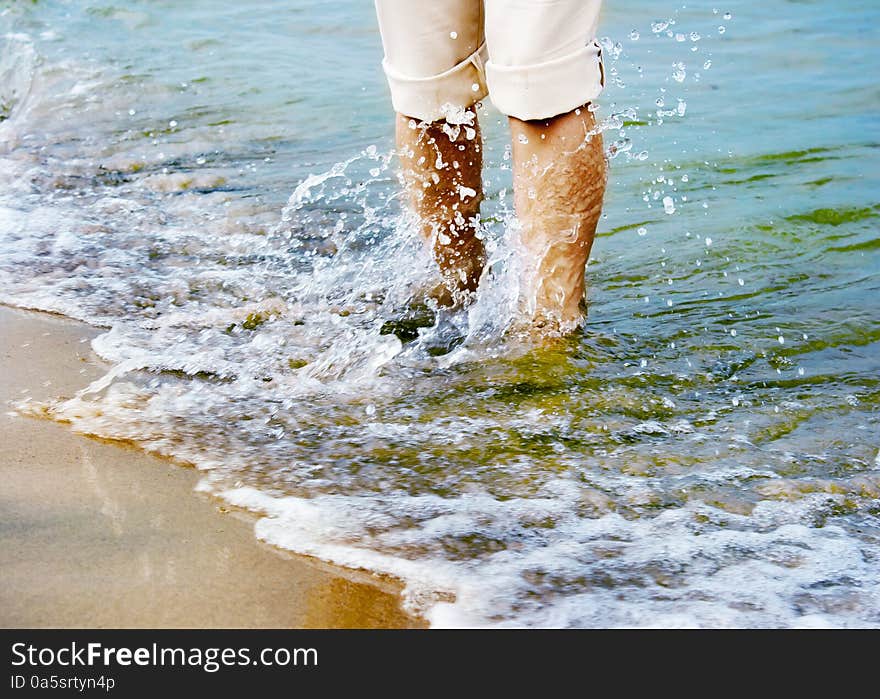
[{"x1": 0, "y1": 305, "x2": 425, "y2": 628}]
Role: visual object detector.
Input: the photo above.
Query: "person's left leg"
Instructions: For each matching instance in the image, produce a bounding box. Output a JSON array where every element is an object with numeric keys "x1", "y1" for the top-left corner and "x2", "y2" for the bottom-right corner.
[
  {"x1": 374, "y1": 1, "x2": 489, "y2": 304},
  {"x1": 396, "y1": 112, "x2": 485, "y2": 303}
]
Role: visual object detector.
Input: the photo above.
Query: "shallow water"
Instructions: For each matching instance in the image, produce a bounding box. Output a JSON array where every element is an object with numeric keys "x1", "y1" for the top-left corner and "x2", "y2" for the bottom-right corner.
[{"x1": 1, "y1": 1, "x2": 878, "y2": 627}]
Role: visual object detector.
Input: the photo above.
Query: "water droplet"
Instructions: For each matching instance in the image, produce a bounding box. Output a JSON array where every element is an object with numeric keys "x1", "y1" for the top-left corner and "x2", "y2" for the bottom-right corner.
[
  {"x1": 663, "y1": 196, "x2": 676, "y2": 214},
  {"x1": 604, "y1": 112, "x2": 625, "y2": 130},
  {"x1": 732, "y1": 397, "x2": 740, "y2": 406},
  {"x1": 681, "y1": 174, "x2": 689, "y2": 182},
  {"x1": 457, "y1": 185, "x2": 477, "y2": 200},
  {"x1": 608, "y1": 138, "x2": 632, "y2": 158},
  {"x1": 598, "y1": 37, "x2": 624, "y2": 60},
  {"x1": 637, "y1": 227, "x2": 647, "y2": 236},
  {"x1": 672, "y1": 62, "x2": 686, "y2": 83},
  {"x1": 718, "y1": 26, "x2": 726, "y2": 34},
  {"x1": 128, "y1": 109, "x2": 136, "y2": 116},
  {"x1": 629, "y1": 30, "x2": 640, "y2": 41},
  {"x1": 450, "y1": 31, "x2": 458, "y2": 39},
  {"x1": 738, "y1": 278, "x2": 744, "y2": 286},
  {"x1": 778, "y1": 335, "x2": 785, "y2": 344},
  {"x1": 471, "y1": 83, "x2": 480, "y2": 92},
  {"x1": 703, "y1": 59, "x2": 712, "y2": 70},
  {"x1": 675, "y1": 33, "x2": 686, "y2": 42},
  {"x1": 365, "y1": 404, "x2": 376, "y2": 416},
  {"x1": 517, "y1": 134, "x2": 529, "y2": 144},
  {"x1": 797, "y1": 367, "x2": 805, "y2": 376},
  {"x1": 705, "y1": 237, "x2": 713, "y2": 246},
  {"x1": 730, "y1": 329, "x2": 737, "y2": 337},
  {"x1": 169, "y1": 120, "x2": 178, "y2": 128},
  {"x1": 724, "y1": 12, "x2": 732, "y2": 20},
  {"x1": 690, "y1": 32, "x2": 701, "y2": 41},
  {"x1": 651, "y1": 21, "x2": 670, "y2": 33},
  {"x1": 636, "y1": 150, "x2": 649, "y2": 161}
]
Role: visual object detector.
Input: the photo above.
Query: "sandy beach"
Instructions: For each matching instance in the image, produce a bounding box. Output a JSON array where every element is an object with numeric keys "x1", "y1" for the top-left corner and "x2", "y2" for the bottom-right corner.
[{"x1": 0, "y1": 305, "x2": 423, "y2": 628}]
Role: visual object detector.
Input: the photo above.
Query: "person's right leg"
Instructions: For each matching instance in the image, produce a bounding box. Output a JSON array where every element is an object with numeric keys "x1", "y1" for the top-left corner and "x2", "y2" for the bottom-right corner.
[
  {"x1": 509, "y1": 107, "x2": 606, "y2": 328},
  {"x1": 483, "y1": 0, "x2": 606, "y2": 331}
]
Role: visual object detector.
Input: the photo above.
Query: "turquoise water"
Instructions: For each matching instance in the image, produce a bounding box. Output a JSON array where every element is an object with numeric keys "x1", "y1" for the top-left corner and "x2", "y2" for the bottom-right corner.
[{"x1": 1, "y1": 1, "x2": 878, "y2": 627}]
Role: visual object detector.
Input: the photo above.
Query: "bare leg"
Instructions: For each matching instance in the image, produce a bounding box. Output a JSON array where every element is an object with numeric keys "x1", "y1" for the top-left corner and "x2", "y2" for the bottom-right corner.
[
  {"x1": 396, "y1": 112, "x2": 485, "y2": 306},
  {"x1": 509, "y1": 105, "x2": 607, "y2": 330}
]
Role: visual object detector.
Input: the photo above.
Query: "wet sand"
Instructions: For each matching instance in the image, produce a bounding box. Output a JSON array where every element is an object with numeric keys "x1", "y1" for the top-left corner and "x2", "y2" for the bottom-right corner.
[{"x1": 0, "y1": 305, "x2": 424, "y2": 628}]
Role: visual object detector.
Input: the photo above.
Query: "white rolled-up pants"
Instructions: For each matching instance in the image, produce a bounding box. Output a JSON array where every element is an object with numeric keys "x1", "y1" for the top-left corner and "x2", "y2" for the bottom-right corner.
[{"x1": 374, "y1": 0, "x2": 604, "y2": 122}]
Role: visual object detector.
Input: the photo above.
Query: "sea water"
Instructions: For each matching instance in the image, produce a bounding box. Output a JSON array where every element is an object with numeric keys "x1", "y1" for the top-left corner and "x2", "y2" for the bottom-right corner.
[{"x1": 1, "y1": 0, "x2": 878, "y2": 627}]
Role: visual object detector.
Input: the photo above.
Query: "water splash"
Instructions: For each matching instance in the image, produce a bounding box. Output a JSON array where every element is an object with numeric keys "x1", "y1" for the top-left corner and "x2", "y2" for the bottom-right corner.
[{"x1": 2, "y1": 3, "x2": 879, "y2": 628}]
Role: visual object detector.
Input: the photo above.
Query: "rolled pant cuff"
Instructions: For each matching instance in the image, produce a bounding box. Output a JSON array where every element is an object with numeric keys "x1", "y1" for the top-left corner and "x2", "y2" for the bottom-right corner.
[
  {"x1": 486, "y1": 40, "x2": 604, "y2": 121},
  {"x1": 382, "y1": 43, "x2": 490, "y2": 123}
]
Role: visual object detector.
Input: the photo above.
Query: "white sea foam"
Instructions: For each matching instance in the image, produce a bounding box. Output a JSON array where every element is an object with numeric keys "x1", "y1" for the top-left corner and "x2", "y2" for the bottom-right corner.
[{"x1": 3, "y1": 6, "x2": 879, "y2": 628}]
